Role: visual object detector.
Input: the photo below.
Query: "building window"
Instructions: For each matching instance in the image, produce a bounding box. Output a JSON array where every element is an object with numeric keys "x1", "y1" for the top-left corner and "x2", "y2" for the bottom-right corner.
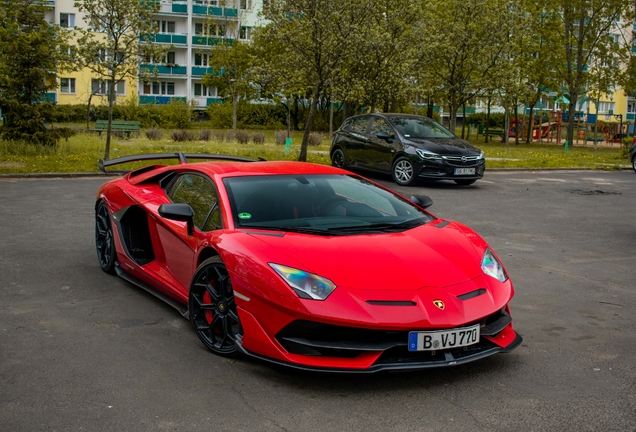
[
  {"x1": 194, "y1": 83, "x2": 216, "y2": 97},
  {"x1": 194, "y1": 53, "x2": 209, "y2": 66},
  {"x1": 60, "y1": 78, "x2": 75, "y2": 93},
  {"x1": 92, "y1": 79, "x2": 125, "y2": 95},
  {"x1": 154, "y1": 20, "x2": 176, "y2": 33},
  {"x1": 144, "y1": 81, "x2": 175, "y2": 95},
  {"x1": 627, "y1": 101, "x2": 636, "y2": 113},
  {"x1": 239, "y1": 26, "x2": 252, "y2": 40},
  {"x1": 240, "y1": 0, "x2": 252, "y2": 9},
  {"x1": 195, "y1": 22, "x2": 224, "y2": 36},
  {"x1": 60, "y1": 13, "x2": 75, "y2": 28},
  {"x1": 164, "y1": 51, "x2": 176, "y2": 64},
  {"x1": 598, "y1": 101, "x2": 615, "y2": 113}
]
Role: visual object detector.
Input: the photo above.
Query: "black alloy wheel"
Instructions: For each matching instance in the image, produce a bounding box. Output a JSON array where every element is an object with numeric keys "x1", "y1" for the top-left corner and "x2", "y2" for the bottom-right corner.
[
  {"x1": 632, "y1": 154, "x2": 636, "y2": 172},
  {"x1": 95, "y1": 201, "x2": 116, "y2": 274},
  {"x1": 454, "y1": 179, "x2": 477, "y2": 186},
  {"x1": 331, "y1": 148, "x2": 346, "y2": 169},
  {"x1": 189, "y1": 257, "x2": 242, "y2": 356},
  {"x1": 392, "y1": 156, "x2": 417, "y2": 186}
]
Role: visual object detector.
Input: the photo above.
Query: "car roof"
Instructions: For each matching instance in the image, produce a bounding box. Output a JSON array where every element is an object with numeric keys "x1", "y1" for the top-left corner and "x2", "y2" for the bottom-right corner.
[{"x1": 127, "y1": 161, "x2": 348, "y2": 185}]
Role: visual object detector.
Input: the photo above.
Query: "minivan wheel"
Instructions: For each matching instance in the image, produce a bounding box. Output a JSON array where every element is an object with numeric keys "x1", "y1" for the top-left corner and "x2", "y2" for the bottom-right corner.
[{"x1": 392, "y1": 157, "x2": 416, "y2": 186}]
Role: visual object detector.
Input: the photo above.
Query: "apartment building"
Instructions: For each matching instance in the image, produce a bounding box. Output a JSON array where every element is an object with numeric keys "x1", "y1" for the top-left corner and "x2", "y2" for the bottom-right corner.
[{"x1": 44, "y1": 0, "x2": 263, "y2": 109}]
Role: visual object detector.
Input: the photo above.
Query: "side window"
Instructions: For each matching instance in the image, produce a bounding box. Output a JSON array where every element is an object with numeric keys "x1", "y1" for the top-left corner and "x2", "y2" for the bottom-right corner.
[
  {"x1": 350, "y1": 116, "x2": 369, "y2": 134},
  {"x1": 369, "y1": 118, "x2": 393, "y2": 137},
  {"x1": 167, "y1": 174, "x2": 221, "y2": 231}
]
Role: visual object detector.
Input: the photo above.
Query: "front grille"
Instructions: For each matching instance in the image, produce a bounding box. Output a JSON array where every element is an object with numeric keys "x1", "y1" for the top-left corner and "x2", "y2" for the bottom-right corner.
[
  {"x1": 442, "y1": 155, "x2": 482, "y2": 167},
  {"x1": 276, "y1": 309, "x2": 510, "y2": 359},
  {"x1": 375, "y1": 338, "x2": 499, "y2": 366}
]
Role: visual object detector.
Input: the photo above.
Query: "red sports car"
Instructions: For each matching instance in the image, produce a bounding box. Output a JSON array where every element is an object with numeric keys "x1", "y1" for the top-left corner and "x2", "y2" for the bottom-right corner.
[{"x1": 95, "y1": 153, "x2": 521, "y2": 372}]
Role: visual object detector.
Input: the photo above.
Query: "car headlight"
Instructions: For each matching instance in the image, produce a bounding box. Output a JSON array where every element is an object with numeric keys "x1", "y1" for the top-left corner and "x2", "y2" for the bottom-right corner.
[
  {"x1": 416, "y1": 149, "x2": 442, "y2": 160},
  {"x1": 269, "y1": 264, "x2": 336, "y2": 300},
  {"x1": 479, "y1": 150, "x2": 485, "y2": 159},
  {"x1": 481, "y1": 249, "x2": 508, "y2": 282}
]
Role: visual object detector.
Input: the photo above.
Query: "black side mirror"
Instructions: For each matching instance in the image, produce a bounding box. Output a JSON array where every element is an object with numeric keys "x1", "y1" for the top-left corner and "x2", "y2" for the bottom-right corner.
[
  {"x1": 376, "y1": 131, "x2": 393, "y2": 143},
  {"x1": 410, "y1": 195, "x2": 433, "y2": 209},
  {"x1": 158, "y1": 203, "x2": 195, "y2": 236}
]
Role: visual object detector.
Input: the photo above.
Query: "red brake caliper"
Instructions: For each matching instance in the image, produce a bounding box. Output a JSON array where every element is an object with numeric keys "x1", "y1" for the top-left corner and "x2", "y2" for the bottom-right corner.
[{"x1": 203, "y1": 285, "x2": 214, "y2": 325}]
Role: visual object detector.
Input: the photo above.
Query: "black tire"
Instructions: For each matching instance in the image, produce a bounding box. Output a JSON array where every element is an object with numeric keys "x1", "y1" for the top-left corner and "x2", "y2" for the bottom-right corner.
[
  {"x1": 95, "y1": 201, "x2": 116, "y2": 274},
  {"x1": 189, "y1": 256, "x2": 242, "y2": 356},
  {"x1": 632, "y1": 154, "x2": 636, "y2": 172},
  {"x1": 454, "y1": 179, "x2": 477, "y2": 186},
  {"x1": 392, "y1": 156, "x2": 417, "y2": 186},
  {"x1": 331, "y1": 148, "x2": 346, "y2": 169}
]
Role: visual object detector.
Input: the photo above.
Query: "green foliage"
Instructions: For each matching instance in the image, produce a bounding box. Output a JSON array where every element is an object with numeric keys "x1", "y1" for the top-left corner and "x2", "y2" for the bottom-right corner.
[
  {"x1": 162, "y1": 100, "x2": 194, "y2": 129},
  {"x1": 467, "y1": 113, "x2": 506, "y2": 127},
  {"x1": 206, "y1": 102, "x2": 287, "y2": 129},
  {"x1": 0, "y1": 0, "x2": 70, "y2": 144}
]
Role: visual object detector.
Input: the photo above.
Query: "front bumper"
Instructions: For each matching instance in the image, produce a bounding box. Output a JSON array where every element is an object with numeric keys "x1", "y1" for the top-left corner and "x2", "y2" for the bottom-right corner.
[
  {"x1": 235, "y1": 303, "x2": 522, "y2": 372},
  {"x1": 416, "y1": 158, "x2": 486, "y2": 180}
]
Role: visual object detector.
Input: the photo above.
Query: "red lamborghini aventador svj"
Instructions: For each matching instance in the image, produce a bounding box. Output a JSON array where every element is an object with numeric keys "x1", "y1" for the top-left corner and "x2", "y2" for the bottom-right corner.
[{"x1": 95, "y1": 153, "x2": 521, "y2": 372}]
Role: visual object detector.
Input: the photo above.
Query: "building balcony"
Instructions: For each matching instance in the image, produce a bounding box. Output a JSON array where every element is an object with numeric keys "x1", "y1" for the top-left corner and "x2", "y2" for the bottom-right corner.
[
  {"x1": 141, "y1": 64, "x2": 188, "y2": 75},
  {"x1": 191, "y1": 66, "x2": 215, "y2": 76},
  {"x1": 193, "y1": 96, "x2": 223, "y2": 107},
  {"x1": 140, "y1": 33, "x2": 188, "y2": 45},
  {"x1": 140, "y1": 95, "x2": 187, "y2": 105},
  {"x1": 43, "y1": 0, "x2": 55, "y2": 7},
  {"x1": 42, "y1": 92, "x2": 57, "y2": 103},
  {"x1": 192, "y1": 5, "x2": 238, "y2": 17},
  {"x1": 627, "y1": 113, "x2": 635, "y2": 121},
  {"x1": 191, "y1": 35, "x2": 233, "y2": 46}
]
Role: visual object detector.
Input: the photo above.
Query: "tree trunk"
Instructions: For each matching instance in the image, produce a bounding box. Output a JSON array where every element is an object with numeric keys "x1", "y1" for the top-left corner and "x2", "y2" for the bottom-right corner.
[
  {"x1": 329, "y1": 98, "x2": 334, "y2": 137},
  {"x1": 426, "y1": 95, "x2": 434, "y2": 118},
  {"x1": 526, "y1": 104, "x2": 535, "y2": 143},
  {"x1": 104, "y1": 73, "x2": 117, "y2": 160},
  {"x1": 86, "y1": 93, "x2": 93, "y2": 132},
  {"x1": 485, "y1": 97, "x2": 491, "y2": 143},
  {"x1": 414, "y1": 93, "x2": 418, "y2": 115},
  {"x1": 298, "y1": 81, "x2": 322, "y2": 162},
  {"x1": 461, "y1": 104, "x2": 466, "y2": 139},
  {"x1": 232, "y1": 90, "x2": 237, "y2": 133},
  {"x1": 390, "y1": 96, "x2": 397, "y2": 113},
  {"x1": 503, "y1": 97, "x2": 510, "y2": 147},
  {"x1": 514, "y1": 98, "x2": 519, "y2": 145},
  {"x1": 292, "y1": 96, "x2": 299, "y2": 130}
]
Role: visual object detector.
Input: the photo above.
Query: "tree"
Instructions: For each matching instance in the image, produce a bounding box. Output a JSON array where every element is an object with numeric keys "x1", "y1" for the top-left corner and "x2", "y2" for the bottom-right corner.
[
  {"x1": 202, "y1": 40, "x2": 255, "y2": 133},
  {"x1": 556, "y1": 0, "x2": 633, "y2": 147},
  {"x1": 0, "y1": 0, "x2": 70, "y2": 144},
  {"x1": 73, "y1": 0, "x2": 165, "y2": 160},
  {"x1": 257, "y1": 0, "x2": 368, "y2": 161},
  {"x1": 416, "y1": 0, "x2": 516, "y2": 133}
]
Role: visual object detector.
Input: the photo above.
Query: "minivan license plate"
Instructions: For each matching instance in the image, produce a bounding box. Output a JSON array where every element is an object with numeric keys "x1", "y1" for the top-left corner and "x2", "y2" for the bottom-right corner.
[
  {"x1": 454, "y1": 168, "x2": 475, "y2": 175},
  {"x1": 408, "y1": 325, "x2": 480, "y2": 351}
]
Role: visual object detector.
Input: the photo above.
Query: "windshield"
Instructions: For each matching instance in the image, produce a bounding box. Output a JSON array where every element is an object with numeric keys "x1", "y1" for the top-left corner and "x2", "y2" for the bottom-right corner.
[
  {"x1": 223, "y1": 174, "x2": 433, "y2": 235},
  {"x1": 389, "y1": 117, "x2": 455, "y2": 139}
]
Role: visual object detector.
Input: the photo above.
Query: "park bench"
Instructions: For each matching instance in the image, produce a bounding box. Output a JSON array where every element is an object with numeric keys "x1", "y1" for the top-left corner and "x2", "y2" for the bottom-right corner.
[
  {"x1": 94, "y1": 120, "x2": 141, "y2": 138},
  {"x1": 484, "y1": 128, "x2": 504, "y2": 138}
]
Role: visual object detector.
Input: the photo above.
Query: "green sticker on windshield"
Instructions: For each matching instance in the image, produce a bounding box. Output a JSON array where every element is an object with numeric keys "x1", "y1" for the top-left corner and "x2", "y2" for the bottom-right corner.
[{"x1": 238, "y1": 212, "x2": 252, "y2": 220}]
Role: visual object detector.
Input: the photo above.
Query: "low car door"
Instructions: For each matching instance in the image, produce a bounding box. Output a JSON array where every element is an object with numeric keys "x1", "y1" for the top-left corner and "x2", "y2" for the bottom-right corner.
[
  {"x1": 366, "y1": 117, "x2": 398, "y2": 172},
  {"x1": 156, "y1": 173, "x2": 222, "y2": 296}
]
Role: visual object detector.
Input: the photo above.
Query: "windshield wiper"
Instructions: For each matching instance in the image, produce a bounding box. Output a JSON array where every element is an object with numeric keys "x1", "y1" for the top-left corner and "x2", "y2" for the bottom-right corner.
[
  {"x1": 245, "y1": 226, "x2": 343, "y2": 236},
  {"x1": 327, "y1": 219, "x2": 427, "y2": 233}
]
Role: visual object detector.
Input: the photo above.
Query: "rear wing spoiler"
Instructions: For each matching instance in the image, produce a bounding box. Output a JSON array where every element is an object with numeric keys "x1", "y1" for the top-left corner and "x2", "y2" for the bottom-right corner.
[{"x1": 98, "y1": 152, "x2": 264, "y2": 173}]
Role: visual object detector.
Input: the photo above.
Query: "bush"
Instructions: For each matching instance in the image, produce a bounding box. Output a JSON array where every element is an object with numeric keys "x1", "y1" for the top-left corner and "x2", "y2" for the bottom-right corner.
[
  {"x1": 163, "y1": 100, "x2": 194, "y2": 129},
  {"x1": 206, "y1": 102, "x2": 287, "y2": 129},
  {"x1": 275, "y1": 130, "x2": 287, "y2": 145},
  {"x1": 199, "y1": 129, "x2": 212, "y2": 141},
  {"x1": 225, "y1": 130, "x2": 235, "y2": 142},
  {"x1": 145, "y1": 128, "x2": 163, "y2": 140},
  {"x1": 235, "y1": 130, "x2": 250, "y2": 144},
  {"x1": 252, "y1": 131, "x2": 266, "y2": 144},
  {"x1": 213, "y1": 130, "x2": 226, "y2": 142},
  {"x1": 308, "y1": 132, "x2": 324, "y2": 146},
  {"x1": 171, "y1": 130, "x2": 195, "y2": 142}
]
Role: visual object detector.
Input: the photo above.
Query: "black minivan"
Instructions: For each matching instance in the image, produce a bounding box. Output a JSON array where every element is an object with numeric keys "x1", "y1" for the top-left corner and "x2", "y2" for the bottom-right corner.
[{"x1": 330, "y1": 113, "x2": 485, "y2": 186}]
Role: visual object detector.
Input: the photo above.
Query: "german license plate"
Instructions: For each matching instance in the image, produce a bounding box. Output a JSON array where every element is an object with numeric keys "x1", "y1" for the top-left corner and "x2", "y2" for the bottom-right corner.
[
  {"x1": 454, "y1": 168, "x2": 475, "y2": 175},
  {"x1": 408, "y1": 325, "x2": 480, "y2": 351}
]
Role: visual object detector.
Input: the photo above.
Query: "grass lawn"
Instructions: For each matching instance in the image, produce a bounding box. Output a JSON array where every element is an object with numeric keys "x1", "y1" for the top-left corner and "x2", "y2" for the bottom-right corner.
[{"x1": 0, "y1": 129, "x2": 631, "y2": 174}]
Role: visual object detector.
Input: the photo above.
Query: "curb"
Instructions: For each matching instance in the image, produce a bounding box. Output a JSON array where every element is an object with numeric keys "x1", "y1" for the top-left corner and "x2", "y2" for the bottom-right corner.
[
  {"x1": 0, "y1": 167, "x2": 632, "y2": 179},
  {"x1": 0, "y1": 172, "x2": 120, "y2": 179}
]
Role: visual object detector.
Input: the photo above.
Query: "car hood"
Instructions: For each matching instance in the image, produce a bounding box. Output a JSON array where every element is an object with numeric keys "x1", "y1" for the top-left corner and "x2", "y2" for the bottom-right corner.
[
  {"x1": 244, "y1": 221, "x2": 484, "y2": 291},
  {"x1": 405, "y1": 138, "x2": 481, "y2": 156}
]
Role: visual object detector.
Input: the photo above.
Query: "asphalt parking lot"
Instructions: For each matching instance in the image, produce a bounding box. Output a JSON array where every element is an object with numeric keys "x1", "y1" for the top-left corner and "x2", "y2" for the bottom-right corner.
[{"x1": 1, "y1": 170, "x2": 635, "y2": 431}]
